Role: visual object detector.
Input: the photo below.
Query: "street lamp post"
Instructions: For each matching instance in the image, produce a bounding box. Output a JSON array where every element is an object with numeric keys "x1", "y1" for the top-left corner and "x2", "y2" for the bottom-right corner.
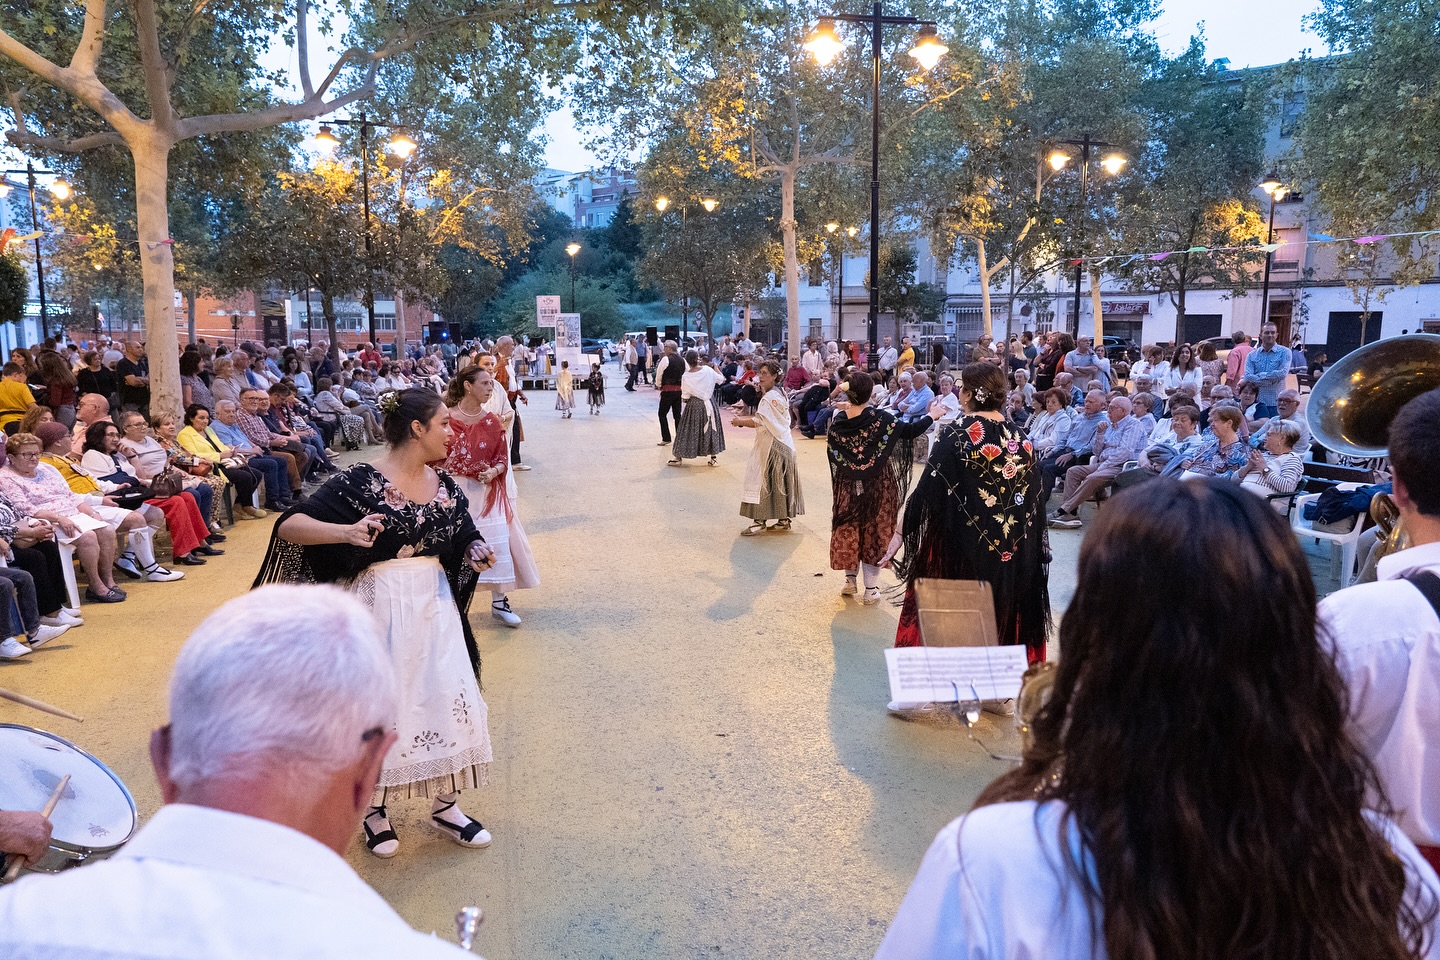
[
  {"x1": 565, "y1": 242, "x2": 581, "y2": 312},
  {"x1": 1258, "y1": 171, "x2": 1289, "y2": 331},
  {"x1": 1048, "y1": 136, "x2": 1125, "y2": 338},
  {"x1": 312, "y1": 116, "x2": 415, "y2": 352},
  {"x1": 807, "y1": 7, "x2": 946, "y2": 371},
  {"x1": 651, "y1": 196, "x2": 719, "y2": 345},
  {"x1": 0, "y1": 162, "x2": 72, "y2": 340}
]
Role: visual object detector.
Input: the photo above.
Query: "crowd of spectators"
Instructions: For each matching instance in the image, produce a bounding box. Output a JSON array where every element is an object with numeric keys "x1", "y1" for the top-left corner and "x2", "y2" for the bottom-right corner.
[{"x1": 0, "y1": 334, "x2": 466, "y2": 660}]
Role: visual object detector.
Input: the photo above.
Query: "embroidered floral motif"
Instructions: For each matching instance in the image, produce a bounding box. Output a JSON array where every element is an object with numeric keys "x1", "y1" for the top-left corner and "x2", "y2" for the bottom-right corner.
[
  {"x1": 382, "y1": 483, "x2": 408, "y2": 510},
  {"x1": 413, "y1": 730, "x2": 446, "y2": 752},
  {"x1": 453, "y1": 693, "x2": 471, "y2": 724},
  {"x1": 967, "y1": 420, "x2": 985, "y2": 445},
  {"x1": 979, "y1": 443, "x2": 1003, "y2": 460},
  {"x1": 397, "y1": 544, "x2": 416, "y2": 559}
]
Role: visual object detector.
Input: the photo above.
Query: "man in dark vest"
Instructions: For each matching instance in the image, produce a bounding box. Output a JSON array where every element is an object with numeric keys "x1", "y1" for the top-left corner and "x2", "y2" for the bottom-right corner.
[{"x1": 654, "y1": 340, "x2": 683, "y2": 445}]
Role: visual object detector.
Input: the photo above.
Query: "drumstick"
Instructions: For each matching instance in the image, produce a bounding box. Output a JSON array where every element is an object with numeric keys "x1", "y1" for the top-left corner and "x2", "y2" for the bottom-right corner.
[
  {"x1": 0, "y1": 687, "x2": 82, "y2": 723},
  {"x1": 2, "y1": 774, "x2": 69, "y2": 882}
]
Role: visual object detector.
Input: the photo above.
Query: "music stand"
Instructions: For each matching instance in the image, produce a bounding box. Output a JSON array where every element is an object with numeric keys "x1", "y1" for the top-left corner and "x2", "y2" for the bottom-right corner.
[{"x1": 914, "y1": 578, "x2": 998, "y2": 648}]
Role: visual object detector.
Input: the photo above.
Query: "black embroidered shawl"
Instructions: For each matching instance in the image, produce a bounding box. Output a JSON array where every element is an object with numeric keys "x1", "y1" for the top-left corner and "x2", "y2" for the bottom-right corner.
[
  {"x1": 826, "y1": 406, "x2": 931, "y2": 527},
  {"x1": 253, "y1": 463, "x2": 486, "y2": 674}
]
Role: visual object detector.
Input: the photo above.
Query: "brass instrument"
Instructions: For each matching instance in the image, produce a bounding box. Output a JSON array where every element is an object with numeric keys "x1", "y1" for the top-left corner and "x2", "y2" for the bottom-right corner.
[
  {"x1": 1306, "y1": 333, "x2": 1440, "y2": 459},
  {"x1": 1306, "y1": 333, "x2": 1440, "y2": 562}
]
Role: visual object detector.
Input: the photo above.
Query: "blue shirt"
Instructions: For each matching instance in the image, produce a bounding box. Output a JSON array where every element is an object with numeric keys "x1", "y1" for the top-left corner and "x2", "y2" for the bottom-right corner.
[
  {"x1": 1095, "y1": 415, "x2": 1150, "y2": 469},
  {"x1": 1244, "y1": 344, "x2": 1291, "y2": 404},
  {"x1": 898, "y1": 385, "x2": 935, "y2": 421},
  {"x1": 1066, "y1": 410, "x2": 1106, "y2": 455},
  {"x1": 210, "y1": 420, "x2": 253, "y2": 451}
]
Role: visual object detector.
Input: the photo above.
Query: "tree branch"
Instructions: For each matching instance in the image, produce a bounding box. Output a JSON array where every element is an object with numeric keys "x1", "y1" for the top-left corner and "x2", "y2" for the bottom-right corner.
[
  {"x1": 177, "y1": 70, "x2": 377, "y2": 139},
  {"x1": 132, "y1": 0, "x2": 177, "y2": 129},
  {"x1": 70, "y1": 0, "x2": 108, "y2": 76},
  {"x1": 4, "y1": 126, "x2": 126, "y2": 152},
  {"x1": 296, "y1": 0, "x2": 315, "y2": 100}
]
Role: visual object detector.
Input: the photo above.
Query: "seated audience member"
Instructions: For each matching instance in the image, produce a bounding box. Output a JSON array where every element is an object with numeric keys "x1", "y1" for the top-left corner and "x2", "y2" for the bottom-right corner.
[
  {"x1": 178, "y1": 406, "x2": 267, "y2": 520},
  {"x1": 179, "y1": 351, "x2": 215, "y2": 413},
  {"x1": 209, "y1": 356, "x2": 248, "y2": 407},
  {"x1": 1039, "y1": 389, "x2": 1106, "y2": 502},
  {"x1": 1130, "y1": 391, "x2": 1157, "y2": 436},
  {"x1": 71, "y1": 392, "x2": 112, "y2": 447},
  {"x1": 1054, "y1": 371, "x2": 1082, "y2": 409},
  {"x1": 1250, "y1": 388, "x2": 1311, "y2": 457},
  {"x1": 17, "y1": 405, "x2": 53, "y2": 439},
  {"x1": 0, "y1": 363, "x2": 35, "y2": 434},
  {"x1": 78, "y1": 421, "x2": 215, "y2": 570},
  {"x1": 154, "y1": 411, "x2": 230, "y2": 525},
  {"x1": 210, "y1": 400, "x2": 297, "y2": 509},
  {"x1": 0, "y1": 477, "x2": 76, "y2": 659},
  {"x1": 876, "y1": 479, "x2": 1440, "y2": 960},
  {"x1": 1027, "y1": 388, "x2": 1074, "y2": 457},
  {"x1": 0, "y1": 585, "x2": 475, "y2": 958},
  {"x1": 0, "y1": 486, "x2": 82, "y2": 629},
  {"x1": 1321, "y1": 388, "x2": 1440, "y2": 876},
  {"x1": 1237, "y1": 420, "x2": 1305, "y2": 509},
  {"x1": 115, "y1": 410, "x2": 217, "y2": 528},
  {"x1": 1180, "y1": 405, "x2": 1249, "y2": 480},
  {"x1": 1200, "y1": 383, "x2": 1234, "y2": 430},
  {"x1": 310, "y1": 378, "x2": 366, "y2": 450},
  {"x1": 1012, "y1": 367, "x2": 1035, "y2": 406},
  {"x1": 236, "y1": 390, "x2": 309, "y2": 492},
  {"x1": 1047, "y1": 395, "x2": 1150, "y2": 528},
  {"x1": 262, "y1": 386, "x2": 332, "y2": 480},
  {"x1": 0, "y1": 432, "x2": 136, "y2": 603},
  {"x1": 1235, "y1": 378, "x2": 1263, "y2": 435},
  {"x1": 271, "y1": 383, "x2": 336, "y2": 458},
  {"x1": 897, "y1": 371, "x2": 935, "y2": 422},
  {"x1": 1114, "y1": 404, "x2": 1203, "y2": 489},
  {"x1": 933, "y1": 374, "x2": 962, "y2": 425}
]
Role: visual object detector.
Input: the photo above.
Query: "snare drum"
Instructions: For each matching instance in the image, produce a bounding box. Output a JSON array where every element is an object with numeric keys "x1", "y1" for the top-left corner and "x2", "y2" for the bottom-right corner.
[{"x1": 0, "y1": 724, "x2": 136, "y2": 878}]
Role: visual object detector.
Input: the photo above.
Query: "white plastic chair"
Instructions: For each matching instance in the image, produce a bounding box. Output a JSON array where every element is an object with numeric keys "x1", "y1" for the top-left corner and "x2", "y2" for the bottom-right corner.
[
  {"x1": 1291, "y1": 483, "x2": 1367, "y2": 588},
  {"x1": 0, "y1": 543, "x2": 82, "y2": 610}
]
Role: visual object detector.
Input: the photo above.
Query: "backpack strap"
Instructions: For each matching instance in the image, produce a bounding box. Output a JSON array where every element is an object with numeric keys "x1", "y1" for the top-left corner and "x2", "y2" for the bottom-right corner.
[{"x1": 1402, "y1": 570, "x2": 1440, "y2": 620}]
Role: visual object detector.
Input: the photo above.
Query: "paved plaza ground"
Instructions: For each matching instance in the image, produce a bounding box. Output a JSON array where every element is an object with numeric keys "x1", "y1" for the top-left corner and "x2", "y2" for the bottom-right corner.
[{"x1": 1, "y1": 378, "x2": 1352, "y2": 959}]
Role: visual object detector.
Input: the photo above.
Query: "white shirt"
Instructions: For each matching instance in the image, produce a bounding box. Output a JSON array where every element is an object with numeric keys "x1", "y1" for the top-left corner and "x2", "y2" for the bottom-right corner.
[
  {"x1": 875, "y1": 800, "x2": 1440, "y2": 960},
  {"x1": 1321, "y1": 540, "x2": 1440, "y2": 847},
  {"x1": 878, "y1": 346, "x2": 899, "y2": 372},
  {"x1": 0, "y1": 804, "x2": 472, "y2": 959},
  {"x1": 802, "y1": 350, "x2": 825, "y2": 377}
]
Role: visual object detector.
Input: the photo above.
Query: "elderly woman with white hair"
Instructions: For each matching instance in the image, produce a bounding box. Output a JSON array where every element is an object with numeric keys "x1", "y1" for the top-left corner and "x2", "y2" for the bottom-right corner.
[{"x1": 1238, "y1": 419, "x2": 1304, "y2": 509}]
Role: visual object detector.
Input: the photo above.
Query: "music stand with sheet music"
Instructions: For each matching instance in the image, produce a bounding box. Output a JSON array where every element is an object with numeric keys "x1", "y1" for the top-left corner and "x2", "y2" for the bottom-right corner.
[{"x1": 884, "y1": 578, "x2": 1027, "y2": 706}]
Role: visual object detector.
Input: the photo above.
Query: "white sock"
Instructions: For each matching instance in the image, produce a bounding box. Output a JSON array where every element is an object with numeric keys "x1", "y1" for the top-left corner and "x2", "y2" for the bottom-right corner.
[
  {"x1": 431, "y1": 791, "x2": 472, "y2": 827},
  {"x1": 128, "y1": 528, "x2": 157, "y2": 568}
]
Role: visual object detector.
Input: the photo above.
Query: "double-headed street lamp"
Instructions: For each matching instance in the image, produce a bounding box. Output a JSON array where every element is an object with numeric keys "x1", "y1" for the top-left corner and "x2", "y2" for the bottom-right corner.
[
  {"x1": 0, "y1": 162, "x2": 73, "y2": 339},
  {"x1": 312, "y1": 115, "x2": 417, "y2": 350},
  {"x1": 565, "y1": 242, "x2": 582, "y2": 312},
  {"x1": 807, "y1": 6, "x2": 946, "y2": 370},
  {"x1": 1258, "y1": 171, "x2": 1290, "y2": 331},
  {"x1": 652, "y1": 195, "x2": 719, "y2": 340},
  {"x1": 1048, "y1": 136, "x2": 1125, "y2": 337}
]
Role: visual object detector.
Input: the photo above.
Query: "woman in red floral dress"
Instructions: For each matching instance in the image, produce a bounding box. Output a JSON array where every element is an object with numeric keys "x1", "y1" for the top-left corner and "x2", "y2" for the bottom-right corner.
[
  {"x1": 827, "y1": 370, "x2": 944, "y2": 605},
  {"x1": 893, "y1": 363, "x2": 1050, "y2": 663}
]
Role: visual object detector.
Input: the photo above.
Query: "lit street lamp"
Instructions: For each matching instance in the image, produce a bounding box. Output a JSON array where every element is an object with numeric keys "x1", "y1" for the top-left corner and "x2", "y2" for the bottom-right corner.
[
  {"x1": 1258, "y1": 171, "x2": 1289, "y2": 331},
  {"x1": 0, "y1": 161, "x2": 73, "y2": 339},
  {"x1": 808, "y1": 5, "x2": 946, "y2": 370},
  {"x1": 311, "y1": 115, "x2": 416, "y2": 350},
  {"x1": 651, "y1": 195, "x2": 722, "y2": 342},
  {"x1": 566, "y1": 242, "x2": 581, "y2": 312},
  {"x1": 1049, "y1": 135, "x2": 1125, "y2": 337}
]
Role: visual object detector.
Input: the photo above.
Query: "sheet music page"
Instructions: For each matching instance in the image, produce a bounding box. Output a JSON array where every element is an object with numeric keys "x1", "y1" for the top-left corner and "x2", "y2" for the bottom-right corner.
[{"x1": 884, "y1": 646, "x2": 1029, "y2": 703}]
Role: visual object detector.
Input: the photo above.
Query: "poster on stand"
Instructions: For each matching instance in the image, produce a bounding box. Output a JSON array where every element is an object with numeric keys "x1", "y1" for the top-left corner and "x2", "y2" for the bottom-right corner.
[
  {"x1": 554, "y1": 312, "x2": 584, "y2": 374},
  {"x1": 536, "y1": 295, "x2": 561, "y2": 328}
]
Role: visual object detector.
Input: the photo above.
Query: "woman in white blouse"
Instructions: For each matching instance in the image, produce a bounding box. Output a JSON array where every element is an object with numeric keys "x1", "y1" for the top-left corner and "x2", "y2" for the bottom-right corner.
[
  {"x1": 1025, "y1": 388, "x2": 1074, "y2": 457},
  {"x1": 1160, "y1": 342, "x2": 1202, "y2": 404},
  {"x1": 877, "y1": 479, "x2": 1440, "y2": 960}
]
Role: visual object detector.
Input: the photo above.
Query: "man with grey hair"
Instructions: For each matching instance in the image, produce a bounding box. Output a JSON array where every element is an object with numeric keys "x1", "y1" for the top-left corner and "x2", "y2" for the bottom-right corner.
[
  {"x1": 0, "y1": 585, "x2": 473, "y2": 958},
  {"x1": 655, "y1": 339, "x2": 684, "y2": 444},
  {"x1": 1250, "y1": 388, "x2": 1311, "y2": 456},
  {"x1": 1050, "y1": 395, "x2": 1150, "y2": 529}
]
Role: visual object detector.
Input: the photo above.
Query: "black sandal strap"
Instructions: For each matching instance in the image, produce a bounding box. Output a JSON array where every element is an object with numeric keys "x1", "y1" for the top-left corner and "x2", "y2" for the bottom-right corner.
[
  {"x1": 432, "y1": 815, "x2": 487, "y2": 843},
  {"x1": 363, "y1": 819, "x2": 398, "y2": 849}
]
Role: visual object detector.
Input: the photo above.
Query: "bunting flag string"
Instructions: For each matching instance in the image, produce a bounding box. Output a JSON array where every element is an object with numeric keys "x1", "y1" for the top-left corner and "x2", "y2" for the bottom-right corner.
[
  {"x1": 1064, "y1": 228, "x2": 1440, "y2": 268},
  {"x1": 1, "y1": 229, "x2": 176, "y2": 251}
]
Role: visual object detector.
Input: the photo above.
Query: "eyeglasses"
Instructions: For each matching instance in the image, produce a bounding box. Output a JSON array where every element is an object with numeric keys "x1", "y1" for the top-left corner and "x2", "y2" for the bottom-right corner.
[{"x1": 11, "y1": 451, "x2": 39, "y2": 460}]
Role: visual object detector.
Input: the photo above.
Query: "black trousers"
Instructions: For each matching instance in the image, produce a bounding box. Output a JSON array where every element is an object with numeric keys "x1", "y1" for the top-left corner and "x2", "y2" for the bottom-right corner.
[
  {"x1": 220, "y1": 463, "x2": 262, "y2": 509},
  {"x1": 658, "y1": 392, "x2": 683, "y2": 442},
  {"x1": 11, "y1": 541, "x2": 66, "y2": 617},
  {"x1": 625, "y1": 364, "x2": 639, "y2": 390},
  {"x1": 511, "y1": 412, "x2": 523, "y2": 464}
]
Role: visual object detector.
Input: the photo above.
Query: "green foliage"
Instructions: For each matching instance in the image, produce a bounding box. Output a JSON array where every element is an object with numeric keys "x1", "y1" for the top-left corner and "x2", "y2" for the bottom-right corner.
[
  {"x1": 1294, "y1": 0, "x2": 1440, "y2": 285},
  {"x1": 0, "y1": 253, "x2": 26, "y2": 325},
  {"x1": 485, "y1": 268, "x2": 627, "y2": 341},
  {"x1": 876, "y1": 245, "x2": 945, "y2": 330}
]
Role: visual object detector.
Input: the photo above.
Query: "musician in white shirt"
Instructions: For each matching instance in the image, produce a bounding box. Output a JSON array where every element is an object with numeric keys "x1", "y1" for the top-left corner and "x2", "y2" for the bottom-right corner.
[
  {"x1": 0, "y1": 585, "x2": 474, "y2": 959},
  {"x1": 878, "y1": 480, "x2": 1440, "y2": 960},
  {"x1": 1321, "y1": 387, "x2": 1440, "y2": 872}
]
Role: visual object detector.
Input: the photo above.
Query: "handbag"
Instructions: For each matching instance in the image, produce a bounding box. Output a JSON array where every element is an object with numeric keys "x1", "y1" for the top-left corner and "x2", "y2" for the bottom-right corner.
[
  {"x1": 148, "y1": 468, "x2": 185, "y2": 498},
  {"x1": 185, "y1": 459, "x2": 213, "y2": 478}
]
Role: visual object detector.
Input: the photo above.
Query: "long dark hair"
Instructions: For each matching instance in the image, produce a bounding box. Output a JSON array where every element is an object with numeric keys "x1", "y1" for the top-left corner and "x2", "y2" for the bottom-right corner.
[{"x1": 978, "y1": 479, "x2": 1435, "y2": 959}]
